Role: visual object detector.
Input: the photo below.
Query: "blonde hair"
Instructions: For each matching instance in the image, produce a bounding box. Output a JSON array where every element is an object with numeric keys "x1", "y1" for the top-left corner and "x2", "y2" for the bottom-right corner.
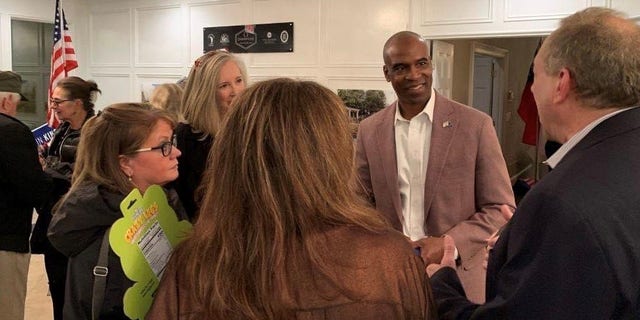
[
  {"x1": 181, "y1": 50, "x2": 248, "y2": 137},
  {"x1": 173, "y1": 78, "x2": 389, "y2": 318},
  {"x1": 149, "y1": 83, "x2": 184, "y2": 122},
  {"x1": 67, "y1": 103, "x2": 176, "y2": 196}
]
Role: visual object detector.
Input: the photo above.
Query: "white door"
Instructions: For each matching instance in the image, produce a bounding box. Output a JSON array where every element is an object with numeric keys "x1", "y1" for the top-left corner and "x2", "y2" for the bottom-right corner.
[{"x1": 431, "y1": 40, "x2": 454, "y2": 99}]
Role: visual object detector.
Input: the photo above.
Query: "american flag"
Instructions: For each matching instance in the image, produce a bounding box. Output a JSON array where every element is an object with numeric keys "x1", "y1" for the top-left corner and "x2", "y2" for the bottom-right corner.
[{"x1": 47, "y1": 0, "x2": 78, "y2": 128}]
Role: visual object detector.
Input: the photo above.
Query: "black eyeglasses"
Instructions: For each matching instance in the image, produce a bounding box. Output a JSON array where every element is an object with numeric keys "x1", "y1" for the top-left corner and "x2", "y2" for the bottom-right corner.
[
  {"x1": 130, "y1": 135, "x2": 177, "y2": 157},
  {"x1": 49, "y1": 98, "x2": 74, "y2": 107}
]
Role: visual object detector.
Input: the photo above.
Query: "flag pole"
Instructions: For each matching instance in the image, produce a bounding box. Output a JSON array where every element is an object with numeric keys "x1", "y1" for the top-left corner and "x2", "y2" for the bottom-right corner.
[{"x1": 47, "y1": 0, "x2": 78, "y2": 129}]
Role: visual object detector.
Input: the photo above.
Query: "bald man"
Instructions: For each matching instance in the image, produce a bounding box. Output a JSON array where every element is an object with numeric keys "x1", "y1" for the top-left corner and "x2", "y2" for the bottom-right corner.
[{"x1": 355, "y1": 31, "x2": 514, "y2": 303}]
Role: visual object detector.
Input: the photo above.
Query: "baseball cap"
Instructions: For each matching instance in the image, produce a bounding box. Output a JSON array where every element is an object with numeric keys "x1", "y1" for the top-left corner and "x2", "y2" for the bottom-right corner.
[{"x1": 0, "y1": 71, "x2": 28, "y2": 101}]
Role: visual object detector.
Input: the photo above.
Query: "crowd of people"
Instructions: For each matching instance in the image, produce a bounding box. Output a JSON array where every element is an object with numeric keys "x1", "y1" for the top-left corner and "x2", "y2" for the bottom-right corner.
[{"x1": 0, "y1": 6, "x2": 639, "y2": 319}]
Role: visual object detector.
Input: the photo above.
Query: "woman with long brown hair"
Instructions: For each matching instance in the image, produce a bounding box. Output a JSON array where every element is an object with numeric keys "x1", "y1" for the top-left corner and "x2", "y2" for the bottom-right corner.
[{"x1": 148, "y1": 78, "x2": 435, "y2": 319}]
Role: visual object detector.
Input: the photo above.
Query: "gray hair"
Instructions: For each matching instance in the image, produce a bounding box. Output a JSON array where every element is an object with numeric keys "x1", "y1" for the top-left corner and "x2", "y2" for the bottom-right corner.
[
  {"x1": 541, "y1": 7, "x2": 640, "y2": 109},
  {"x1": 0, "y1": 91, "x2": 20, "y2": 103}
]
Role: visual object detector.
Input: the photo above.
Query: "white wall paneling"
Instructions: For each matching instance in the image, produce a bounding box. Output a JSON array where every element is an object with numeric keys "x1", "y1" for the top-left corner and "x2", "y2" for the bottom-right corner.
[
  {"x1": 249, "y1": 0, "x2": 320, "y2": 68},
  {"x1": 610, "y1": 0, "x2": 640, "y2": 19},
  {"x1": 90, "y1": 9, "x2": 131, "y2": 67},
  {"x1": 410, "y1": 0, "x2": 619, "y2": 38},
  {"x1": 135, "y1": 5, "x2": 185, "y2": 67},
  {"x1": 89, "y1": 73, "x2": 132, "y2": 110},
  {"x1": 418, "y1": 0, "x2": 493, "y2": 25},
  {"x1": 188, "y1": 1, "x2": 246, "y2": 62},
  {"x1": 504, "y1": 0, "x2": 593, "y2": 22},
  {"x1": 0, "y1": 14, "x2": 8, "y2": 69},
  {"x1": 322, "y1": 0, "x2": 409, "y2": 68}
]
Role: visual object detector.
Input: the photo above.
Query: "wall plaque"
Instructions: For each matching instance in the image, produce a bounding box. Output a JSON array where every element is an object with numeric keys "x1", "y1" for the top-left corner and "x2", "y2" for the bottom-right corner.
[{"x1": 203, "y1": 22, "x2": 293, "y2": 53}]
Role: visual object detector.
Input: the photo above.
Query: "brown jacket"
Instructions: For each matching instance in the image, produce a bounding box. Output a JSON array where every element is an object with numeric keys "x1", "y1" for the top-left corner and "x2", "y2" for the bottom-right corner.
[
  {"x1": 355, "y1": 94, "x2": 515, "y2": 302},
  {"x1": 147, "y1": 226, "x2": 435, "y2": 319}
]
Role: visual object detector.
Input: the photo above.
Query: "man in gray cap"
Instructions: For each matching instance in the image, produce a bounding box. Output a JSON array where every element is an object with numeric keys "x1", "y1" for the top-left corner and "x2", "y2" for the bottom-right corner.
[{"x1": 0, "y1": 71, "x2": 51, "y2": 319}]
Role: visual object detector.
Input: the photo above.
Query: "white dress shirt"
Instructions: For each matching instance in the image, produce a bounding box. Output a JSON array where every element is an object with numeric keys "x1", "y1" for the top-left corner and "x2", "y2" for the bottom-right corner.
[
  {"x1": 394, "y1": 88, "x2": 436, "y2": 241},
  {"x1": 545, "y1": 107, "x2": 636, "y2": 169}
]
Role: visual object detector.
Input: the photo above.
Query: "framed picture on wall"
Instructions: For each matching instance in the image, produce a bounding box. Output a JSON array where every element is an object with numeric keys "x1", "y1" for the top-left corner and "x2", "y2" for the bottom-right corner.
[{"x1": 338, "y1": 89, "x2": 396, "y2": 138}]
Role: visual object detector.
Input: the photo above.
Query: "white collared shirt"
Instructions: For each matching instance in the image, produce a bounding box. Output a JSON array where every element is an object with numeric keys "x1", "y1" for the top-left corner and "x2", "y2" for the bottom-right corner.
[
  {"x1": 545, "y1": 107, "x2": 636, "y2": 169},
  {"x1": 394, "y1": 88, "x2": 436, "y2": 241}
]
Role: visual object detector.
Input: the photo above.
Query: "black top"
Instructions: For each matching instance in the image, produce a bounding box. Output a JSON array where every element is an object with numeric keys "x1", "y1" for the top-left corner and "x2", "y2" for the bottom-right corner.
[
  {"x1": 172, "y1": 123, "x2": 213, "y2": 221},
  {"x1": 32, "y1": 114, "x2": 92, "y2": 254}
]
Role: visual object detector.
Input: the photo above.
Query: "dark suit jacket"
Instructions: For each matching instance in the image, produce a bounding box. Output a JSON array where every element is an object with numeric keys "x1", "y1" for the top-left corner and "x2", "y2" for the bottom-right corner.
[
  {"x1": 430, "y1": 107, "x2": 640, "y2": 319},
  {"x1": 0, "y1": 113, "x2": 51, "y2": 252},
  {"x1": 356, "y1": 93, "x2": 514, "y2": 302}
]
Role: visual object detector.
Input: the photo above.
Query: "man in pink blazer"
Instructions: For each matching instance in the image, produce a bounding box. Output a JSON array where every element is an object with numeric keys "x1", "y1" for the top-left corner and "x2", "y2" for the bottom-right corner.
[{"x1": 355, "y1": 31, "x2": 515, "y2": 303}]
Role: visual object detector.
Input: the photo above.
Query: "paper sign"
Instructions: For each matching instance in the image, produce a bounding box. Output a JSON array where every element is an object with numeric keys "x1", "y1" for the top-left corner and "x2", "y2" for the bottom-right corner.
[
  {"x1": 110, "y1": 185, "x2": 192, "y2": 319},
  {"x1": 32, "y1": 123, "x2": 55, "y2": 148}
]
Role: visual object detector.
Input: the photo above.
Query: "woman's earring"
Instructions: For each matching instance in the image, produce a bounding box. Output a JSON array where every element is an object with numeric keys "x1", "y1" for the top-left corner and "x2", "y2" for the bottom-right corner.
[{"x1": 127, "y1": 173, "x2": 133, "y2": 182}]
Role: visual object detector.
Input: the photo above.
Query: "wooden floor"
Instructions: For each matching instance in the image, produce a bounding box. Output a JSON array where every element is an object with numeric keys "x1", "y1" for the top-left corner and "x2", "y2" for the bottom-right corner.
[{"x1": 25, "y1": 254, "x2": 54, "y2": 320}]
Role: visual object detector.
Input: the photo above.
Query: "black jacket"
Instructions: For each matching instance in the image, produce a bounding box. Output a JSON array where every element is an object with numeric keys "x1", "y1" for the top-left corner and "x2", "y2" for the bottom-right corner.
[
  {"x1": 430, "y1": 107, "x2": 640, "y2": 319},
  {"x1": 48, "y1": 182, "x2": 186, "y2": 319},
  {"x1": 0, "y1": 113, "x2": 51, "y2": 252},
  {"x1": 32, "y1": 118, "x2": 88, "y2": 253}
]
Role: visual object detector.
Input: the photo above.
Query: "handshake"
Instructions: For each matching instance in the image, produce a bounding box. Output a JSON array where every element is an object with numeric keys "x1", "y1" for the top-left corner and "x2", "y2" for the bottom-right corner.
[{"x1": 414, "y1": 204, "x2": 514, "y2": 277}]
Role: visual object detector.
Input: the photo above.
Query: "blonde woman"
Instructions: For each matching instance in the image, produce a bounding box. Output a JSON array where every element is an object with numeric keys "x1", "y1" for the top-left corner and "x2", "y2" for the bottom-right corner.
[
  {"x1": 148, "y1": 78, "x2": 436, "y2": 319},
  {"x1": 174, "y1": 50, "x2": 248, "y2": 220}
]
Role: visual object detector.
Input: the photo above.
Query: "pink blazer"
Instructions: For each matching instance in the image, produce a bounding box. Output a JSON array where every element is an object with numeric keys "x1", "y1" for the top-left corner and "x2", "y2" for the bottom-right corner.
[{"x1": 355, "y1": 93, "x2": 515, "y2": 303}]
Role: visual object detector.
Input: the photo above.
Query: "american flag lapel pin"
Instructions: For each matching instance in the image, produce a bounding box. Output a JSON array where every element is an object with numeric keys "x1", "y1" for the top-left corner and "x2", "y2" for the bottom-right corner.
[{"x1": 442, "y1": 120, "x2": 452, "y2": 128}]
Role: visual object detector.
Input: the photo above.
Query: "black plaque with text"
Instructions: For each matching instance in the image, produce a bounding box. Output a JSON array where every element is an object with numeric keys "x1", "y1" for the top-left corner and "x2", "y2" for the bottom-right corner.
[{"x1": 203, "y1": 22, "x2": 293, "y2": 53}]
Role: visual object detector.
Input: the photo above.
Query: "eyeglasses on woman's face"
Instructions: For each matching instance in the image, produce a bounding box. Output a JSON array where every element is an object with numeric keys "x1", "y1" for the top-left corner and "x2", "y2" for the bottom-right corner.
[
  {"x1": 49, "y1": 98, "x2": 74, "y2": 107},
  {"x1": 130, "y1": 135, "x2": 177, "y2": 157}
]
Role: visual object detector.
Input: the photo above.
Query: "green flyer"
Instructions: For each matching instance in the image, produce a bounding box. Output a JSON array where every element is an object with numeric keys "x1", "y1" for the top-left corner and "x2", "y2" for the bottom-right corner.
[{"x1": 110, "y1": 185, "x2": 193, "y2": 319}]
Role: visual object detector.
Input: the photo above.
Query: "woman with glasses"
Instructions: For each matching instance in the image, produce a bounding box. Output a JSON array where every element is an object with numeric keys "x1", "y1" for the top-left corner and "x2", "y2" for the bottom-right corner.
[
  {"x1": 174, "y1": 50, "x2": 248, "y2": 221},
  {"x1": 147, "y1": 79, "x2": 436, "y2": 319},
  {"x1": 48, "y1": 103, "x2": 186, "y2": 319},
  {"x1": 30, "y1": 76, "x2": 101, "y2": 320}
]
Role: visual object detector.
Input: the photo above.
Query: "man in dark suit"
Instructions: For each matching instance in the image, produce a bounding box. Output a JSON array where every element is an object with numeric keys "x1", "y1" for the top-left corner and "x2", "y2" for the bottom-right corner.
[
  {"x1": 428, "y1": 7, "x2": 640, "y2": 319},
  {"x1": 355, "y1": 31, "x2": 515, "y2": 303},
  {"x1": 0, "y1": 71, "x2": 52, "y2": 319}
]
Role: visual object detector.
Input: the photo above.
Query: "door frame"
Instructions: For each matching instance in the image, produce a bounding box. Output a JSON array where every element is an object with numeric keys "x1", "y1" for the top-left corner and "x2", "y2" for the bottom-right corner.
[
  {"x1": 9, "y1": 16, "x2": 53, "y2": 128},
  {"x1": 430, "y1": 39, "x2": 454, "y2": 99},
  {"x1": 468, "y1": 42, "x2": 509, "y2": 144}
]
